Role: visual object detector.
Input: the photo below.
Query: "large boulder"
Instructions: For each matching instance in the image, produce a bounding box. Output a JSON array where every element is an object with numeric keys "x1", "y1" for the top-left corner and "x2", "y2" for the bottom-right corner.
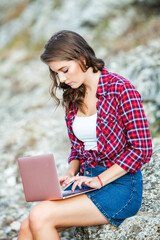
[
  {"x1": 75, "y1": 146, "x2": 160, "y2": 240},
  {"x1": 109, "y1": 40, "x2": 160, "y2": 107},
  {"x1": 1, "y1": 0, "x2": 159, "y2": 50}
]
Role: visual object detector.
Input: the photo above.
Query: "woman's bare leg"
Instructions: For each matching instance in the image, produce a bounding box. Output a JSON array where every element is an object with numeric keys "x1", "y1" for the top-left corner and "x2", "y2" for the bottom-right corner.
[
  {"x1": 18, "y1": 218, "x2": 33, "y2": 240},
  {"x1": 18, "y1": 219, "x2": 68, "y2": 240},
  {"x1": 26, "y1": 194, "x2": 109, "y2": 240},
  {"x1": 57, "y1": 226, "x2": 71, "y2": 232}
]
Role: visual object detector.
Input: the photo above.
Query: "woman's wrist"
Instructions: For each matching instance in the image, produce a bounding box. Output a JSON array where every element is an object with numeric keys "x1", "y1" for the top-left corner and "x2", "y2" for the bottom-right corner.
[
  {"x1": 67, "y1": 171, "x2": 75, "y2": 177},
  {"x1": 97, "y1": 175, "x2": 103, "y2": 188},
  {"x1": 66, "y1": 167, "x2": 78, "y2": 177}
]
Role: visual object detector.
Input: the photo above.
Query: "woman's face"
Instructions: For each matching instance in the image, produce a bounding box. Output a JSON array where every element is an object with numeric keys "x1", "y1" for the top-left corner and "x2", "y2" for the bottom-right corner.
[{"x1": 48, "y1": 60, "x2": 86, "y2": 88}]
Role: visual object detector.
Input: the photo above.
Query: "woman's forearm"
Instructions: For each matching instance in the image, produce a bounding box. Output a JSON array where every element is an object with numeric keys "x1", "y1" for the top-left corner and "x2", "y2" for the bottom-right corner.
[
  {"x1": 66, "y1": 159, "x2": 80, "y2": 177},
  {"x1": 99, "y1": 163, "x2": 127, "y2": 186}
]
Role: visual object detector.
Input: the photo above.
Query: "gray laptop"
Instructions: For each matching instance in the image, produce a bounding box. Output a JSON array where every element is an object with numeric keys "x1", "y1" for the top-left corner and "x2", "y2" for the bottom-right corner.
[{"x1": 18, "y1": 153, "x2": 94, "y2": 202}]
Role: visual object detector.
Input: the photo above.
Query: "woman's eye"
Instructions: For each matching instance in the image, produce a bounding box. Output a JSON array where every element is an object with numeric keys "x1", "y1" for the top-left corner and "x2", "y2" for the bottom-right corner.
[{"x1": 63, "y1": 69, "x2": 68, "y2": 74}]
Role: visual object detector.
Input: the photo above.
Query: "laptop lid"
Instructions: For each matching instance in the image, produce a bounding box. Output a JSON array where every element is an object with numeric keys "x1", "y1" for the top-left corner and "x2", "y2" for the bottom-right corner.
[
  {"x1": 18, "y1": 154, "x2": 63, "y2": 202},
  {"x1": 18, "y1": 153, "x2": 95, "y2": 202}
]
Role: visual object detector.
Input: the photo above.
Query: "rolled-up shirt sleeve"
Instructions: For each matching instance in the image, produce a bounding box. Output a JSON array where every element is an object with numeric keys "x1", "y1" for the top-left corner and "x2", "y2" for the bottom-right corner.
[
  {"x1": 65, "y1": 112, "x2": 81, "y2": 164},
  {"x1": 114, "y1": 82, "x2": 153, "y2": 173},
  {"x1": 68, "y1": 145, "x2": 80, "y2": 163}
]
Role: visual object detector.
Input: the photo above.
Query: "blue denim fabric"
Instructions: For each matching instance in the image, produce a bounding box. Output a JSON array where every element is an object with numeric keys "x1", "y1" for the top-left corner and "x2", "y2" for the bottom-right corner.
[
  {"x1": 64, "y1": 163, "x2": 143, "y2": 226},
  {"x1": 84, "y1": 164, "x2": 143, "y2": 226}
]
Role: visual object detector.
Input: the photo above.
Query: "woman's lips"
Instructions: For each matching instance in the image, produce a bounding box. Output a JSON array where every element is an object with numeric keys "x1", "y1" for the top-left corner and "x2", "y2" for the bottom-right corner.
[{"x1": 66, "y1": 82, "x2": 72, "y2": 86}]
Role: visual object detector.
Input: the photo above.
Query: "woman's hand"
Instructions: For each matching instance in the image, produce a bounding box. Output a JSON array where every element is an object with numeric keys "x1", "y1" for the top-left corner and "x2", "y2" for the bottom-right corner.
[
  {"x1": 59, "y1": 174, "x2": 74, "y2": 188},
  {"x1": 65, "y1": 176, "x2": 102, "y2": 192},
  {"x1": 59, "y1": 159, "x2": 81, "y2": 188}
]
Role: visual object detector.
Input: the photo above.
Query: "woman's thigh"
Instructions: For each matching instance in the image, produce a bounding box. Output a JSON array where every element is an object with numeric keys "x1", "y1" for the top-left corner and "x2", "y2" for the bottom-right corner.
[{"x1": 30, "y1": 193, "x2": 109, "y2": 228}]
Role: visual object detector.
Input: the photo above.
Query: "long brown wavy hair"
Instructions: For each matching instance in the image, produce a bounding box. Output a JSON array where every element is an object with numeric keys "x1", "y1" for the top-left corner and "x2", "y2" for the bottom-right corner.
[{"x1": 40, "y1": 30, "x2": 104, "y2": 113}]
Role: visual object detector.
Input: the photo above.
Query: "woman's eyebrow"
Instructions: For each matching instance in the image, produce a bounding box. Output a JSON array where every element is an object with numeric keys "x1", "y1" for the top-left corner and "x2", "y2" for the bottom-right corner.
[{"x1": 58, "y1": 66, "x2": 67, "y2": 71}]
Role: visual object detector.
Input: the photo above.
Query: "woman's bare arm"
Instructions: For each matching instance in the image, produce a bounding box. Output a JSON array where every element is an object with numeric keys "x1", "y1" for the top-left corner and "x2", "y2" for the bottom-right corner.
[
  {"x1": 66, "y1": 163, "x2": 127, "y2": 191},
  {"x1": 98, "y1": 163, "x2": 127, "y2": 186},
  {"x1": 66, "y1": 159, "x2": 80, "y2": 177}
]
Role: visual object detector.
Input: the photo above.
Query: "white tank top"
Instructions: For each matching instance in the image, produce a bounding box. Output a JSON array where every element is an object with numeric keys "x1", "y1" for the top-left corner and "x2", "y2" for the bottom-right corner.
[{"x1": 72, "y1": 113, "x2": 97, "y2": 151}]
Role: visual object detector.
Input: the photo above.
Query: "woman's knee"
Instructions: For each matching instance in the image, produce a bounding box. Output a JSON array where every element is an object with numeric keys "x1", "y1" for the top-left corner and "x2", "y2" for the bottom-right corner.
[
  {"x1": 19, "y1": 218, "x2": 30, "y2": 234},
  {"x1": 29, "y1": 201, "x2": 58, "y2": 231}
]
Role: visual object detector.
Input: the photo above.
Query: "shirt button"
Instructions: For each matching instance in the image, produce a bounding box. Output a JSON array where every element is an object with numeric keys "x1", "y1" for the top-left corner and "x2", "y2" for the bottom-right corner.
[{"x1": 85, "y1": 171, "x2": 90, "y2": 175}]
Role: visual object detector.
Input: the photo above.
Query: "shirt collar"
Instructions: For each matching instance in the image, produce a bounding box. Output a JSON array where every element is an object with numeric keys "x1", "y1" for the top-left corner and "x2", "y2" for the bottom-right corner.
[{"x1": 66, "y1": 67, "x2": 110, "y2": 120}]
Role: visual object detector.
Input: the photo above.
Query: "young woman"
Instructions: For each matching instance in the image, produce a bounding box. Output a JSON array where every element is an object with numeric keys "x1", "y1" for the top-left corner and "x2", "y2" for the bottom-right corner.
[{"x1": 18, "y1": 30, "x2": 152, "y2": 240}]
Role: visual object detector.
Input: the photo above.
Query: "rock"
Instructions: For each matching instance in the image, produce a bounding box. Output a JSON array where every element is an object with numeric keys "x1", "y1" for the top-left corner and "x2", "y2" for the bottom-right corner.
[
  {"x1": 75, "y1": 146, "x2": 160, "y2": 240},
  {"x1": 108, "y1": 39, "x2": 160, "y2": 146},
  {"x1": 0, "y1": 1, "x2": 160, "y2": 239},
  {"x1": 109, "y1": 39, "x2": 160, "y2": 106},
  {"x1": 0, "y1": 0, "x2": 159, "y2": 49},
  {"x1": 75, "y1": 213, "x2": 160, "y2": 239},
  {"x1": 136, "y1": 0, "x2": 160, "y2": 6},
  {"x1": 0, "y1": 43, "x2": 159, "y2": 240},
  {"x1": 0, "y1": 50, "x2": 71, "y2": 239},
  {"x1": 10, "y1": 221, "x2": 21, "y2": 231}
]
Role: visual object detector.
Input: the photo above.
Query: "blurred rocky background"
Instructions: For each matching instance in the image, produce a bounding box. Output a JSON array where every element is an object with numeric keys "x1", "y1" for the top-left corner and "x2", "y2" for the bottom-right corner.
[{"x1": 0, "y1": 0, "x2": 160, "y2": 239}]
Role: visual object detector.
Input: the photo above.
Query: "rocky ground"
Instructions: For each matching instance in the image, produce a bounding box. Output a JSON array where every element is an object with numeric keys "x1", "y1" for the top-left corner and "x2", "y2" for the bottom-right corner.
[
  {"x1": 0, "y1": 53, "x2": 72, "y2": 239},
  {"x1": 0, "y1": 0, "x2": 160, "y2": 239},
  {"x1": 0, "y1": 44, "x2": 159, "y2": 240},
  {"x1": 75, "y1": 146, "x2": 160, "y2": 240}
]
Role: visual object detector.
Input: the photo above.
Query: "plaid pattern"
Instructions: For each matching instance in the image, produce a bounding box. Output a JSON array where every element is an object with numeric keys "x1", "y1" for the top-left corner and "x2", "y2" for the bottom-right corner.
[{"x1": 65, "y1": 67, "x2": 152, "y2": 175}]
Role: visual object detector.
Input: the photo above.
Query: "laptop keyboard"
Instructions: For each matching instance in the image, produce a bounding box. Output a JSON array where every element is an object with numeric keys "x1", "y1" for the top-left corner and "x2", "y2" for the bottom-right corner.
[{"x1": 62, "y1": 188, "x2": 93, "y2": 197}]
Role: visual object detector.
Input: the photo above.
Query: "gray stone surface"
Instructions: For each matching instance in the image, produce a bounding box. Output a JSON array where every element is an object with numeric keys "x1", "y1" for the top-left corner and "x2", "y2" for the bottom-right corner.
[
  {"x1": 75, "y1": 146, "x2": 160, "y2": 240},
  {"x1": 109, "y1": 40, "x2": 160, "y2": 106},
  {"x1": 136, "y1": 0, "x2": 160, "y2": 5},
  {"x1": 0, "y1": 0, "x2": 159, "y2": 49},
  {"x1": 0, "y1": 1, "x2": 160, "y2": 239},
  {"x1": 0, "y1": 46, "x2": 159, "y2": 239}
]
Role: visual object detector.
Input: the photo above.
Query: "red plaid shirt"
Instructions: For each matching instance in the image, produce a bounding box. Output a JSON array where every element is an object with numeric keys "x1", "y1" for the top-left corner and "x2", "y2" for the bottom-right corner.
[{"x1": 65, "y1": 67, "x2": 152, "y2": 175}]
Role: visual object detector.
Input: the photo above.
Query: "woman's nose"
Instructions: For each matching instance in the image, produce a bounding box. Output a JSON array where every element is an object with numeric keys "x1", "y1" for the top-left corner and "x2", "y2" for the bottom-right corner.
[{"x1": 58, "y1": 73, "x2": 66, "y2": 83}]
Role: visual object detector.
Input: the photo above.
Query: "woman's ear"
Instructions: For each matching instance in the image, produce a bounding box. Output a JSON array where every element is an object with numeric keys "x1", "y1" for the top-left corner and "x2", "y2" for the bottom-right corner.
[
  {"x1": 81, "y1": 56, "x2": 86, "y2": 65},
  {"x1": 78, "y1": 56, "x2": 88, "y2": 72}
]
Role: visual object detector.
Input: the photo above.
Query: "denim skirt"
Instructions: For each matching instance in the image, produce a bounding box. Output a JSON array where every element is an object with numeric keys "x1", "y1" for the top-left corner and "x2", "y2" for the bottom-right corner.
[{"x1": 82, "y1": 163, "x2": 143, "y2": 226}]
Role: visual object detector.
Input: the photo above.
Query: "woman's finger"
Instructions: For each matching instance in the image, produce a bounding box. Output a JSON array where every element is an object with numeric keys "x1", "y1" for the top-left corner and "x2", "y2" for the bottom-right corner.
[
  {"x1": 65, "y1": 176, "x2": 81, "y2": 185},
  {"x1": 82, "y1": 177, "x2": 101, "y2": 189},
  {"x1": 71, "y1": 179, "x2": 80, "y2": 192},
  {"x1": 59, "y1": 176, "x2": 68, "y2": 185},
  {"x1": 59, "y1": 175, "x2": 75, "y2": 187},
  {"x1": 72, "y1": 177, "x2": 92, "y2": 192},
  {"x1": 77, "y1": 179, "x2": 83, "y2": 189},
  {"x1": 66, "y1": 176, "x2": 97, "y2": 191}
]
